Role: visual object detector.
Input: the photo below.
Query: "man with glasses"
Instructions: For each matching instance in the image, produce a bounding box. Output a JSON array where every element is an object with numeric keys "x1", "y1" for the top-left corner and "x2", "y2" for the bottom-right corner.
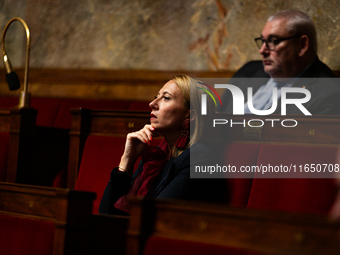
[{"x1": 218, "y1": 9, "x2": 340, "y2": 115}]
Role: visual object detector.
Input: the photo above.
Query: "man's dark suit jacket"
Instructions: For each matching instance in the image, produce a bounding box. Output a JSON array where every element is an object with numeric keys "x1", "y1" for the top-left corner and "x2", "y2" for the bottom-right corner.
[{"x1": 217, "y1": 57, "x2": 340, "y2": 115}]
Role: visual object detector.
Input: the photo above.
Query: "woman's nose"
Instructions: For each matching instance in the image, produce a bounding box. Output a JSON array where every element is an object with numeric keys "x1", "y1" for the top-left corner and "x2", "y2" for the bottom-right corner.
[{"x1": 149, "y1": 98, "x2": 157, "y2": 109}]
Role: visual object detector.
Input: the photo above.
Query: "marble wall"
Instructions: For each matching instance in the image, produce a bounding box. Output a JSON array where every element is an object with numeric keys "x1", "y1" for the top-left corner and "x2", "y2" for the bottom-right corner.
[{"x1": 1, "y1": 0, "x2": 340, "y2": 71}]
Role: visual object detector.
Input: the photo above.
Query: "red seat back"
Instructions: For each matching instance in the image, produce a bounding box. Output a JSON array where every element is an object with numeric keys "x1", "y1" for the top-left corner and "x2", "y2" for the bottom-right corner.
[
  {"x1": 0, "y1": 97, "x2": 18, "y2": 108},
  {"x1": 222, "y1": 143, "x2": 261, "y2": 207},
  {"x1": 75, "y1": 135, "x2": 161, "y2": 214},
  {"x1": 75, "y1": 136, "x2": 127, "y2": 214},
  {"x1": 31, "y1": 98, "x2": 62, "y2": 127},
  {"x1": 0, "y1": 214, "x2": 55, "y2": 255},
  {"x1": 247, "y1": 145, "x2": 339, "y2": 215}
]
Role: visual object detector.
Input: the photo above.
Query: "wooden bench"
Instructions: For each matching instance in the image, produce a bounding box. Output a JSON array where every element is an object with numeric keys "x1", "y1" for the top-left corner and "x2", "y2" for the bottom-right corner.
[
  {"x1": 126, "y1": 197, "x2": 340, "y2": 255},
  {"x1": 62, "y1": 109, "x2": 340, "y2": 254},
  {"x1": 0, "y1": 107, "x2": 37, "y2": 183},
  {"x1": 0, "y1": 182, "x2": 95, "y2": 255},
  {"x1": 0, "y1": 107, "x2": 69, "y2": 187}
]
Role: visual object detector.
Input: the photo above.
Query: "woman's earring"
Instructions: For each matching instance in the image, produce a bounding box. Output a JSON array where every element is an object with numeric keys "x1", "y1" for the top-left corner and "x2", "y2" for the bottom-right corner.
[{"x1": 175, "y1": 120, "x2": 189, "y2": 149}]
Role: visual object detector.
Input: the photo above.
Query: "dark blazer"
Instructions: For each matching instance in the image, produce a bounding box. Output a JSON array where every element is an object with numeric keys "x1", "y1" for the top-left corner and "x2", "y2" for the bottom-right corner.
[
  {"x1": 217, "y1": 57, "x2": 340, "y2": 115},
  {"x1": 99, "y1": 142, "x2": 229, "y2": 215}
]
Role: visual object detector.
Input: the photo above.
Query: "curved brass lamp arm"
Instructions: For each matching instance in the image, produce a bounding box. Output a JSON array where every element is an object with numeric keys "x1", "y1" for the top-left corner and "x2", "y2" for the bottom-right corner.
[{"x1": 1, "y1": 17, "x2": 31, "y2": 107}]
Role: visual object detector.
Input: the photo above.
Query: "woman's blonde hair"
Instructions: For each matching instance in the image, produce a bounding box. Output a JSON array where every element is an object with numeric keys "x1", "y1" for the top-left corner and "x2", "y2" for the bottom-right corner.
[{"x1": 171, "y1": 74, "x2": 214, "y2": 156}]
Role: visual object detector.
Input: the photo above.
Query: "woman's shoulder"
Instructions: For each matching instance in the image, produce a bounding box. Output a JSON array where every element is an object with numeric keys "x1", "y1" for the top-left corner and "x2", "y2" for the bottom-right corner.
[
  {"x1": 175, "y1": 142, "x2": 215, "y2": 165},
  {"x1": 190, "y1": 142, "x2": 213, "y2": 153}
]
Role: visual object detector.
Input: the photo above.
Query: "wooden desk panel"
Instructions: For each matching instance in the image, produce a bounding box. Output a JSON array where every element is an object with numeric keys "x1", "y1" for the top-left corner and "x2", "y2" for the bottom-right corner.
[
  {"x1": 0, "y1": 182, "x2": 96, "y2": 255},
  {"x1": 212, "y1": 113, "x2": 340, "y2": 146},
  {"x1": 127, "y1": 197, "x2": 340, "y2": 255}
]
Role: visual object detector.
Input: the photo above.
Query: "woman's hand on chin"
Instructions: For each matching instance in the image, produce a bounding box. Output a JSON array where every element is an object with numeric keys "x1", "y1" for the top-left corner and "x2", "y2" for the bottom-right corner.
[{"x1": 119, "y1": 125, "x2": 158, "y2": 170}]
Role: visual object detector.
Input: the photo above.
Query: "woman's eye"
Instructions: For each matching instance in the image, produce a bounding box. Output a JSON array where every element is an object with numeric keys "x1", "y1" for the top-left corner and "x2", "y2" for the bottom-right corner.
[{"x1": 163, "y1": 96, "x2": 170, "y2": 101}]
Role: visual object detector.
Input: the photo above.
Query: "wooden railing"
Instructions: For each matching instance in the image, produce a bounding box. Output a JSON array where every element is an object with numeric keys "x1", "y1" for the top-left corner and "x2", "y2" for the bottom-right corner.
[{"x1": 0, "y1": 68, "x2": 235, "y2": 101}]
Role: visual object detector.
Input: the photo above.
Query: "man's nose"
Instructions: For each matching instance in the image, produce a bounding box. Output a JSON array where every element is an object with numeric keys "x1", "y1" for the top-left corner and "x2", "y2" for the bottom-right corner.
[{"x1": 259, "y1": 42, "x2": 270, "y2": 55}]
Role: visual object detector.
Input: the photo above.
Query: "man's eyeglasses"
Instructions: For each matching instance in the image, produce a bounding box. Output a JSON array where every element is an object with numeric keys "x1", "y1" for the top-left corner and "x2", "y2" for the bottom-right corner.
[{"x1": 254, "y1": 35, "x2": 301, "y2": 51}]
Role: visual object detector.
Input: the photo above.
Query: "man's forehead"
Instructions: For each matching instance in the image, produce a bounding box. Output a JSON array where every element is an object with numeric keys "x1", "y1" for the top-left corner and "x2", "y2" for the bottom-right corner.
[{"x1": 262, "y1": 18, "x2": 289, "y2": 37}]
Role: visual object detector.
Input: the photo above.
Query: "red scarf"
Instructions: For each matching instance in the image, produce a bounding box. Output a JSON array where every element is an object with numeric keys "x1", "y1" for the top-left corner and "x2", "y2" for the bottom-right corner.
[{"x1": 114, "y1": 138, "x2": 169, "y2": 213}]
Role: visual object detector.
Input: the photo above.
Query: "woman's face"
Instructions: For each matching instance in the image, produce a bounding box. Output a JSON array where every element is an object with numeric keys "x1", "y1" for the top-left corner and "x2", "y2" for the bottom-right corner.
[{"x1": 149, "y1": 80, "x2": 189, "y2": 135}]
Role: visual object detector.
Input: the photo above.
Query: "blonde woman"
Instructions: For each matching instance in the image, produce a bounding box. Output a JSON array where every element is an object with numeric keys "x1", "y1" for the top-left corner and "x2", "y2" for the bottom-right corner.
[{"x1": 100, "y1": 75, "x2": 228, "y2": 215}]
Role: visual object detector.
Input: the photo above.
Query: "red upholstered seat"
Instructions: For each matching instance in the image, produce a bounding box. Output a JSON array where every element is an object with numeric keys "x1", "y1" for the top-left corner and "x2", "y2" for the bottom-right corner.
[
  {"x1": 143, "y1": 236, "x2": 268, "y2": 255},
  {"x1": 247, "y1": 145, "x2": 339, "y2": 215},
  {"x1": 0, "y1": 214, "x2": 55, "y2": 255},
  {"x1": 0, "y1": 132, "x2": 10, "y2": 182},
  {"x1": 222, "y1": 143, "x2": 261, "y2": 207},
  {"x1": 75, "y1": 136, "x2": 127, "y2": 214}
]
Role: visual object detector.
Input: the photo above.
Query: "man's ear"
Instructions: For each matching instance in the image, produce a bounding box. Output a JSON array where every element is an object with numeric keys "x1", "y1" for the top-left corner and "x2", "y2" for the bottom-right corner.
[{"x1": 299, "y1": 35, "x2": 309, "y2": 57}]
